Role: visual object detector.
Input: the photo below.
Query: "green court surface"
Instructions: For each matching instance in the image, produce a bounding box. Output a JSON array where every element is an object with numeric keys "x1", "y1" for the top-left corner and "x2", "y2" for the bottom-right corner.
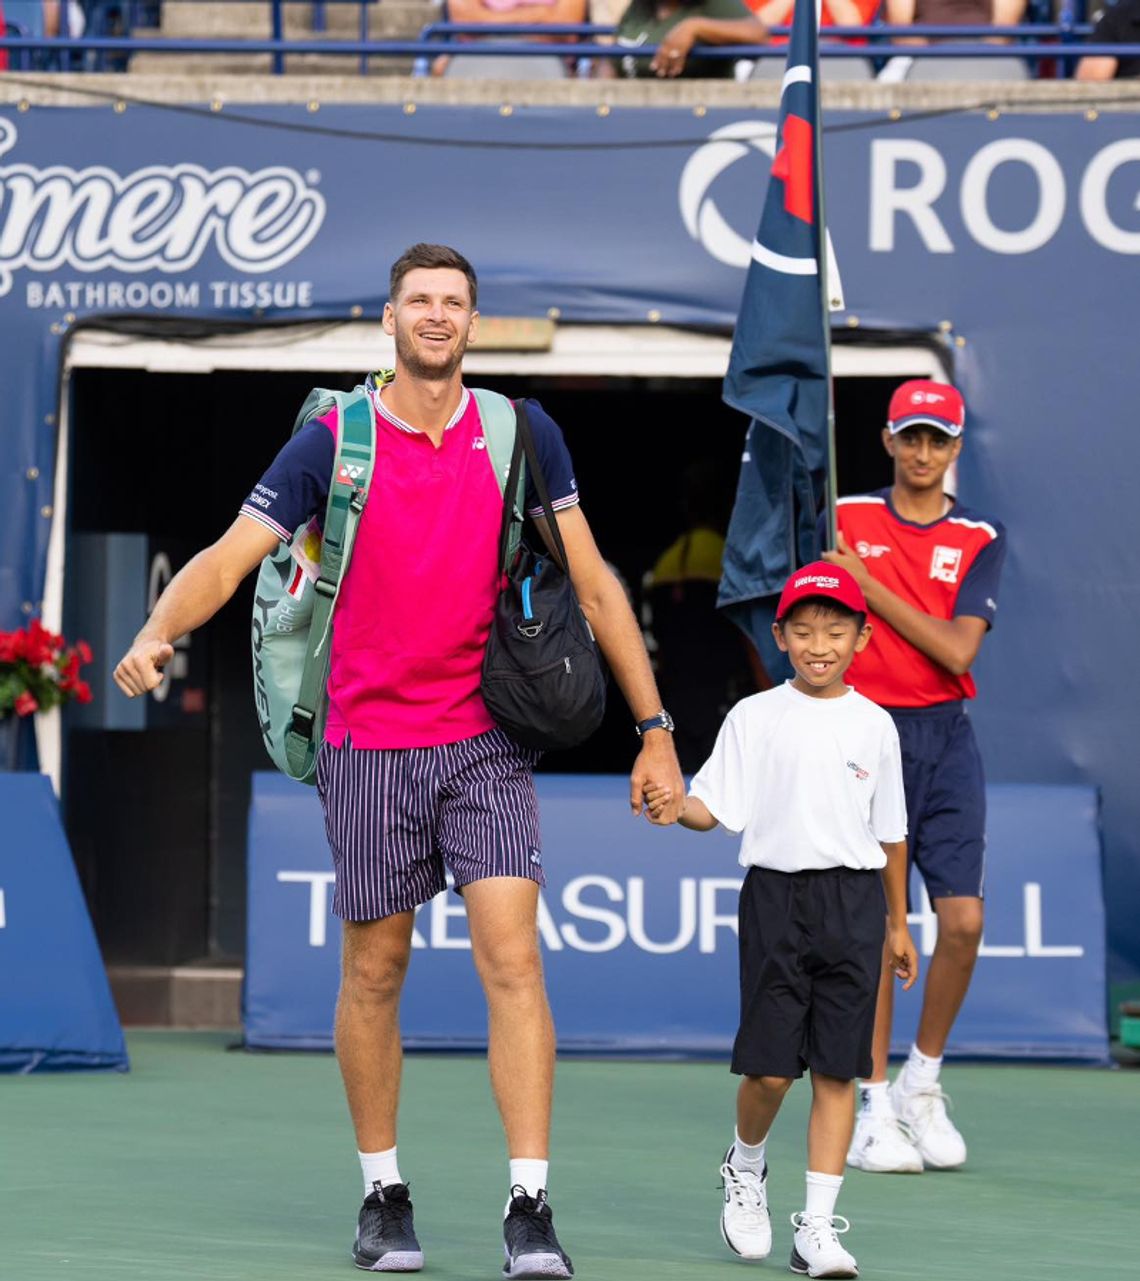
[{"x1": 1, "y1": 1032, "x2": 1134, "y2": 1281}]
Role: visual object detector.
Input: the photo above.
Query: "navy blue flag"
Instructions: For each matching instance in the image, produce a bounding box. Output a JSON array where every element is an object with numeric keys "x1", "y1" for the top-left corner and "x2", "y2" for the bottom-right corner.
[{"x1": 718, "y1": 0, "x2": 834, "y2": 680}]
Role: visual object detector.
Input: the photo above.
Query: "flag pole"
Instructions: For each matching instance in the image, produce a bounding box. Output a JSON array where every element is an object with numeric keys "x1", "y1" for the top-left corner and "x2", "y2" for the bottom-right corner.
[{"x1": 811, "y1": 0, "x2": 839, "y2": 550}]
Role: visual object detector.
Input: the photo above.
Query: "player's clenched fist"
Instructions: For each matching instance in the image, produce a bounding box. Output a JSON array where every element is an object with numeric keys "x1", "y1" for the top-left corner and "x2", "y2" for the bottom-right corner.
[{"x1": 113, "y1": 639, "x2": 174, "y2": 697}]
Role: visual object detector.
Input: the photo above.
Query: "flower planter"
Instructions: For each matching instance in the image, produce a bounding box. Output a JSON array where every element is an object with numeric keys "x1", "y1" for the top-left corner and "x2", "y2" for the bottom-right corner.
[{"x1": 1, "y1": 620, "x2": 92, "y2": 768}]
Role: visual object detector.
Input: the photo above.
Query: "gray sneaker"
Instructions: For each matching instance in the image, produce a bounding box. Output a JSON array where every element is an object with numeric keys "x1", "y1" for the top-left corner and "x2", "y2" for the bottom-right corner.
[
  {"x1": 353, "y1": 1182, "x2": 424, "y2": 1272},
  {"x1": 502, "y1": 1186, "x2": 573, "y2": 1279}
]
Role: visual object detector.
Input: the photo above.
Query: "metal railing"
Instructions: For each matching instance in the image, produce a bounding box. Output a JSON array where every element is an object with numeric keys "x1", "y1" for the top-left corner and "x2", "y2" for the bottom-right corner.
[{"x1": 3, "y1": 17, "x2": 1138, "y2": 78}]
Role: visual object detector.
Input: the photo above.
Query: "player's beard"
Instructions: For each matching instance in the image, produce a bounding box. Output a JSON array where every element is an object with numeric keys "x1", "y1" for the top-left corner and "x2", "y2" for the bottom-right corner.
[{"x1": 394, "y1": 323, "x2": 468, "y2": 382}]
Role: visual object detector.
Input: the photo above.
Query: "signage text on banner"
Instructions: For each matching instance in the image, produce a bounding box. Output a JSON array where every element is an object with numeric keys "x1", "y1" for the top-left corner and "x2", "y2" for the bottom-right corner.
[{"x1": 245, "y1": 775, "x2": 1107, "y2": 1061}]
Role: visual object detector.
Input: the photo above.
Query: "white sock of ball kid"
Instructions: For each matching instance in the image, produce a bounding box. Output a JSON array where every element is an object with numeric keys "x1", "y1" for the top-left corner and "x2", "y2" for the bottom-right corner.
[
  {"x1": 900, "y1": 1044, "x2": 943, "y2": 1093},
  {"x1": 858, "y1": 1080, "x2": 892, "y2": 1116},
  {"x1": 728, "y1": 1128, "x2": 768, "y2": 1176},
  {"x1": 803, "y1": 1171, "x2": 843, "y2": 1221}
]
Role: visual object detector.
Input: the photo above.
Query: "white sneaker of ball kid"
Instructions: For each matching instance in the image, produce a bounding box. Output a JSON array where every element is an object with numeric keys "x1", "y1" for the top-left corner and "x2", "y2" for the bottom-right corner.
[
  {"x1": 892, "y1": 1079, "x2": 967, "y2": 1169},
  {"x1": 847, "y1": 1108, "x2": 923, "y2": 1174},
  {"x1": 719, "y1": 1153, "x2": 771, "y2": 1260},
  {"x1": 789, "y1": 1212, "x2": 858, "y2": 1278}
]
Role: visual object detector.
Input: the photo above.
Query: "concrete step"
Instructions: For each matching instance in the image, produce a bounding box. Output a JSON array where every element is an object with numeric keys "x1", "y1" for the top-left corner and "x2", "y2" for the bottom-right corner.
[
  {"x1": 108, "y1": 964, "x2": 242, "y2": 1029},
  {"x1": 160, "y1": 1, "x2": 440, "y2": 41},
  {"x1": 127, "y1": 49, "x2": 414, "y2": 75}
]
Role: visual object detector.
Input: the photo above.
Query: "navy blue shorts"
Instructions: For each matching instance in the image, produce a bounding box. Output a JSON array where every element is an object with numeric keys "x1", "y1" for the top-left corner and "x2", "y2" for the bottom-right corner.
[
  {"x1": 316, "y1": 728, "x2": 543, "y2": 922},
  {"x1": 888, "y1": 702, "x2": 986, "y2": 905}
]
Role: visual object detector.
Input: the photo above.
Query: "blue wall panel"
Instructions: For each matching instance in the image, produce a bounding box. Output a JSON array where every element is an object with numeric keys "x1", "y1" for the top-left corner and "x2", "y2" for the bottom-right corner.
[{"x1": 245, "y1": 774, "x2": 1107, "y2": 1061}]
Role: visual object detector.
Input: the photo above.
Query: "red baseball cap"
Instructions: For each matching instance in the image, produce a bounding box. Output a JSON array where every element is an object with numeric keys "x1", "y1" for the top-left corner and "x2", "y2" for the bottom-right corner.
[
  {"x1": 887, "y1": 379, "x2": 965, "y2": 438},
  {"x1": 776, "y1": 561, "x2": 867, "y2": 621}
]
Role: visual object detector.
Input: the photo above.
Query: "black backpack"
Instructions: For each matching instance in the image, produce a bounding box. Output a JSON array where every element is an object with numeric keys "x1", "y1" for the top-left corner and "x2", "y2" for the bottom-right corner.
[{"x1": 480, "y1": 402, "x2": 607, "y2": 752}]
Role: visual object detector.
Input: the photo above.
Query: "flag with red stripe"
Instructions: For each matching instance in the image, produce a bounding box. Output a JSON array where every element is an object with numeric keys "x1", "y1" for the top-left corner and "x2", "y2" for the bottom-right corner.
[{"x1": 719, "y1": 0, "x2": 835, "y2": 677}]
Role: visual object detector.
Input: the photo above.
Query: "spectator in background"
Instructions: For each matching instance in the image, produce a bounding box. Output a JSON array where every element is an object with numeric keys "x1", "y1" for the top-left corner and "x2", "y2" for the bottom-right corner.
[
  {"x1": 745, "y1": 0, "x2": 880, "y2": 42},
  {"x1": 1077, "y1": 0, "x2": 1140, "y2": 79},
  {"x1": 431, "y1": 0, "x2": 587, "y2": 77},
  {"x1": 883, "y1": 0, "x2": 1026, "y2": 42},
  {"x1": 878, "y1": 0, "x2": 1028, "y2": 80},
  {"x1": 743, "y1": 0, "x2": 879, "y2": 77},
  {"x1": 605, "y1": 0, "x2": 768, "y2": 77}
]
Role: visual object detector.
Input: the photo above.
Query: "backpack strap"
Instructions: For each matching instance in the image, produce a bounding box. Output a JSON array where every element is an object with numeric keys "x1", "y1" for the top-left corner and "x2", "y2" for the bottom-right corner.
[
  {"x1": 471, "y1": 387, "x2": 526, "y2": 569},
  {"x1": 284, "y1": 388, "x2": 376, "y2": 779}
]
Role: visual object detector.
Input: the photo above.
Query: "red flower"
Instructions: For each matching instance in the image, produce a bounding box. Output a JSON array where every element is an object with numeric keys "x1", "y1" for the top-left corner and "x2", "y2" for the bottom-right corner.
[{"x1": 1, "y1": 622, "x2": 95, "y2": 713}]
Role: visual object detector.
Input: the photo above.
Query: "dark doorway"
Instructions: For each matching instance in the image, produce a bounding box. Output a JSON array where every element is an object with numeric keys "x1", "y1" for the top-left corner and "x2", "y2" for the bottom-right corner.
[{"x1": 61, "y1": 356, "x2": 931, "y2": 964}]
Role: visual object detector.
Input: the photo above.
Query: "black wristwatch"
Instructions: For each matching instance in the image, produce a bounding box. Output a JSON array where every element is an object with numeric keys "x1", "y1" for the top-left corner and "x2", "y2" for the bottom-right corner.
[{"x1": 635, "y1": 710, "x2": 675, "y2": 737}]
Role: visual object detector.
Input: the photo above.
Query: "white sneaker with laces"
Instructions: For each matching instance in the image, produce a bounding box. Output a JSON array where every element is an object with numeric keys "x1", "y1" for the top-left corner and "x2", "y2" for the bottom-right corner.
[
  {"x1": 789, "y1": 1212, "x2": 858, "y2": 1279},
  {"x1": 847, "y1": 1107, "x2": 923, "y2": 1174},
  {"x1": 719, "y1": 1153, "x2": 771, "y2": 1260},
  {"x1": 892, "y1": 1080, "x2": 967, "y2": 1169}
]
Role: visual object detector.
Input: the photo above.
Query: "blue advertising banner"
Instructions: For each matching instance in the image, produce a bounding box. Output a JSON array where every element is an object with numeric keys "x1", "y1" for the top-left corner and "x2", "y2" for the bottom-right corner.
[
  {"x1": 2, "y1": 100, "x2": 1138, "y2": 994},
  {"x1": 245, "y1": 773, "x2": 1106, "y2": 1061},
  {"x1": 0, "y1": 773, "x2": 129, "y2": 1072}
]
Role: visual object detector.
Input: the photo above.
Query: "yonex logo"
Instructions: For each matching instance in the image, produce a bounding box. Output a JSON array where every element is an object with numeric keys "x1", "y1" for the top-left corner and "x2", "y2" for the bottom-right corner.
[
  {"x1": 336, "y1": 462, "x2": 365, "y2": 486},
  {"x1": 911, "y1": 390, "x2": 946, "y2": 405},
  {"x1": 473, "y1": 437, "x2": 487, "y2": 450},
  {"x1": 793, "y1": 573, "x2": 840, "y2": 590},
  {"x1": 847, "y1": 760, "x2": 870, "y2": 782}
]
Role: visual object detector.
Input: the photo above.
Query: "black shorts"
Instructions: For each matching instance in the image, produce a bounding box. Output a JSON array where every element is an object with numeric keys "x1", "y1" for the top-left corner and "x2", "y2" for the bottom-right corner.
[{"x1": 732, "y1": 866, "x2": 885, "y2": 1081}]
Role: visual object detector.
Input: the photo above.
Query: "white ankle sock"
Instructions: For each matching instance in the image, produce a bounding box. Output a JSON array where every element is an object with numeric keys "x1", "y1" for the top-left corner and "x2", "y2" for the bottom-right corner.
[
  {"x1": 858, "y1": 1080, "x2": 892, "y2": 1117},
  {"x1": 359, "y1": 1147, "x2": 402, "y2": 1196},
  {"x1": 803, "y1": 1171, "x2": 843, "y2": 1220},
  {"x1": 900, "y1": 1045, "x2": 942, "y2": 1093},
  {"x1": 509, "y1": 1158, "x2": 549, "y2": 1202},
  {"x1": 729, "y1": 1128, "x2": 767, "y2": 1175}
]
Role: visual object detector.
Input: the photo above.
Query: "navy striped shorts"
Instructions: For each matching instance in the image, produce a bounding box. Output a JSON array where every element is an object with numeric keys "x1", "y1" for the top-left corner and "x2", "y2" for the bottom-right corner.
[{"x1": 316, "y1": 728, "x2": 544, "y2": 922}]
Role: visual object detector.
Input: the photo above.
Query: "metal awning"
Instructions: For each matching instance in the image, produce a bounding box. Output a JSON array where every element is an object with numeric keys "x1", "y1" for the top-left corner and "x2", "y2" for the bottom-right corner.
[{"x1": 66, "y1": 321, "x2": 944, "y2": 380}]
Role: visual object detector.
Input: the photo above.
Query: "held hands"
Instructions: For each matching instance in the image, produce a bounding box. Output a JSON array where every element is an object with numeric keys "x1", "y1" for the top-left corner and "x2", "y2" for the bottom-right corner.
[
  {"x1": 642, "y1": 781, "x2": 681, "y2": 825},
  {"x1": 113, "y1": 638, "x2": 174, "y2": 698},
  {"x1": 821, "y1": 531, "x2": 871, "y2": 591},
  {"x1": 887, "y1": 923, "x2": 920, "y2": 991},
  {"x1": 630, "y1": 729, "x2": 684, "y2": 824}
]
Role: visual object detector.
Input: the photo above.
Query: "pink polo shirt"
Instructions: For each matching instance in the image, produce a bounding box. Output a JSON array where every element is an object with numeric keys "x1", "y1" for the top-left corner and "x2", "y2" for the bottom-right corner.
[
  {"x1": 321, "y1": 388, "x2": 504, "y2": 749},
  {"x1": 240, "y1": 381, "x2": 580, "y2": 751}
]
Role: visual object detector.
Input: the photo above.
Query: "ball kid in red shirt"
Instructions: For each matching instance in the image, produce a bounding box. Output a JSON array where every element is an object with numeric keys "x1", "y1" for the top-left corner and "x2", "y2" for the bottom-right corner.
[{"x1": 820, "y1": 380, "x2": 1006, "y2": 1175}]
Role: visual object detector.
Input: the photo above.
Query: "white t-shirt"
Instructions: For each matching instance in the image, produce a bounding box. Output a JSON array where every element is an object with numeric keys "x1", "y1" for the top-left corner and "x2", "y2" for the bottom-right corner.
[{"x1": 690, "y1": 681, "x2": 908, "y2": 873}]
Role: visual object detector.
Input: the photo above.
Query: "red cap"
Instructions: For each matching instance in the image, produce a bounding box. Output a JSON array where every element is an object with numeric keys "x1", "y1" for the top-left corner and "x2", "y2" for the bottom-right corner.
[
  {"x1": 887, "y1": 379, "x2": 965, "y2": 438},
  {"x1": 776, "y1": 561, "x2": 867, "y2": 621}
]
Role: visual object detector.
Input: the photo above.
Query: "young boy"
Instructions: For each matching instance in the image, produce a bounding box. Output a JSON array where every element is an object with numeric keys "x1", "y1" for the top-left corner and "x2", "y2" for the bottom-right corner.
[{"x1": 645, "y1": 563, "x2": 918, "y2": 1279}]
